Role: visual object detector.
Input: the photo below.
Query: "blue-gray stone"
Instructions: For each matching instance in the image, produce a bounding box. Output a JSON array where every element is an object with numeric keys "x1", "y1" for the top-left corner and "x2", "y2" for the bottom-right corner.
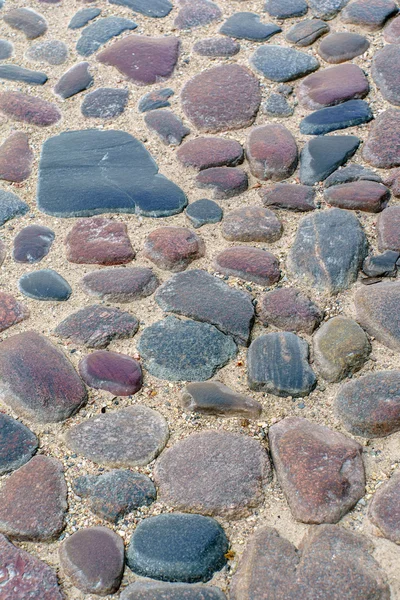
[
  {"x1": 121, "y1": 582, "x2": 227, "y2": 600},
  {"x1": 300, "y1": 100, "x2": 373, "y2": 135},
  {"x1": 263, "y1": 93, "x2": 293, "y2": 117},
  {"x1": 265, "y1": 0, "x2": 308, "y2": 18},
  {"x1": 126, "y1": 513, "x2": 228, "y2": 583},
  {"x1": 138, "y1": 88, "x2": 174, "y2": 113},
  {"x1": 81, "y1": 88, "x2": 129, "y2": 118},
  {"x1": 18, "y1": 269, "x2": 72, "y2": 301},
  {"x1": 186, "y1": 199, "x2": 222, "y2": 228},
  {"x1": 308, "y1": 0, "x2": 350, "y2": 20},
  {"x1": 109, "y1": 0, "x2": 173, "y2": 18},
  {"x1": 285, "y1": 19, "x2": 329, "y2": 46},
  {"x1": 363, "y1": 251, "x2": 399, "y2": 278},
  {"x1": 300, "y1": 135, "x2": 360, "y2": 185},
  {"x1": 76, "y1": 17, "x2": 137, "y2": 57},
  {"x1": 220, "y1": 13, "x2": 281, "y2": 42},
  {"x1": 251, "y1": 45, "x2": 319, "y2": 82},
  {"x1": 138, "y1": 316, "x2": 237, "y2": 381},
  {"x1": 324, "y1": 164, "x2": 382, "y2": 188},
  {"x1": 37, "y1": 129, "x2": 187, "y2": 218},
  {"x1": 0, "y1": 39, "x2": 13, "y2": 60},
  {"x1": 0, "y1": 413, "x2": 38, "y2": 476},
  {"x1": 0, "y1": 189, "x2": 28, "y2": 226},
  {"x1": 68, "y1": 8, "x2": 101, "y2": 30},
  {"x1": 0, "y1": 64, "x2": 47, "y2": 85}
]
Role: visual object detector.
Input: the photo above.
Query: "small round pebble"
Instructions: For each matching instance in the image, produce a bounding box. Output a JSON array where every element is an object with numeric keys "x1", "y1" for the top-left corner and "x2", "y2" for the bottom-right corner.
[
  {"x1": 18, "y1": 269, "x2": 72, "y2": 301},
  {"x1": 186, "y1": 199, "x2": 223, "y2": 228}
]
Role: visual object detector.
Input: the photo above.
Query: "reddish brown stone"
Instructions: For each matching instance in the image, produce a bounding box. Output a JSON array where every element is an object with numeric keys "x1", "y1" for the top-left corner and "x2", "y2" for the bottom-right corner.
[
  {"x1": 97, "y1": 35, "x2": 180, "y2": 85},
  {"x1": 176, "y1": 137, "x2": 244, "y2": 170},
  {"x1": 0, "y1": 291, "x2": 29, "y2": 333},
  {"x1": 222, "y1": 206, "x2": 282, "y2": 242},
  {"x1": 65, "y1": 217, "x2": 135, "y2": 265},
  {"x1": 196, "y1": 167, "x2": 248, "y2": 199},
  {"x1": 3, "y1": 8, "x2": 47, "y2": 40},
  {"x1": 355, "y1": 281, "x2": 400, "y2": 351},
  {"x1": 369, "y1": 470, "x2": 400, "y2": 543},
  {"x1": 298, "y1": 64, "x2": 369, "y2": 110},
  {"x1": 259, "y1": 288, "x2": 322, "y2": 334},
  {"x1": 384, "y1": 167, "x2": 400, "y2": 197},
  {"x1": 215, "y1": 247, "x2": 280, "y2": 286},
  {"x1": 259, "y1": 183, "x2": 316, "y2": 211},
  {"x1": 181, "y1": 64, "x2": 261, "y2": 133},
  {"x1": 384, "y1": 14, "x2": 400, "y2": 42},
  {"x1": 79, "y1": 350, "x2": 142, "y2": 396},
  {"x1": 363, "y1": 109, "x2": 400, "y2": 168},
  {"x1": 377, "y1": 206, "x2": 400, "y2": 251},
  {"x1": 341, "y1": 0, "x2": 398, "y2": 31},
  {"x1": 193, "y1": 36, "x2": 240, "y2": 57},
  {"x1": 144, "y1": 227, "x2": 205, "y2": 272},
  {"x1": 0, "y1": 455, "x2": 67, "y2": 540},
  {"x1": 0, "y1": 132, "x2": 33, "y2": 183},
  {"x1": 324, "y1": 181, "x2": 390, "y2": 213},
  {"x1": 81, "y1": 267, "x2": 159, "y2": 302},
  {"x1": 246, "y1": 124, "x2": 298, "y2": 181},
  {"x1": 175, "y1": 0, "x2": 222, "y2": 29},
  {"x1": 372, "y1": 44, "x2": 400, "y2": 106},
  {"x1": 0, "y1": 92, "x2": 61, "y2": 127},
  {"x1": 269, "y1": 417, "x2": 365, "y2": 523}
]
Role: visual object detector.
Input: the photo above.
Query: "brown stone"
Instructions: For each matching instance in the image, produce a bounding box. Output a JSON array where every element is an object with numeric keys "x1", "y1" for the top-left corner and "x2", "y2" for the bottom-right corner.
[
  {"x1": 324, "y1": 181, "x2": 390, "y2": 212},
  {"x1": 196, "y1": 167, "x2": 248, "y2": 199},
  {"x1": 384, "y1": 167, "x2": 400, "y2": 197},
  {"x1": 0, "y1": 91, "x2": 61, "y2": 127},
  {"x1": 222, "y1": 206, "x2": 282, "y2": 242},
  {"x1": 377, "y1": 206, "x2": 400, "y2": 252},
  {"x1": 341, "y1": 0, "x2": 398, "y2": 31},
  {"x1": 0, "y1": 132, "x2": 33, "y2": 183},
  {"x1": 363, "y1": 109, "x2": 400, "y2": 168},
  {"x1": 214, "y1": 247, "x2": 280, "y2": 286},
  {"x1": 298, "y1": 64, "x2": 369, "y2": 110},
  {"x1": 79, "y1": 350, "x2": 142, "y2": 396},
  {"x1": 81, "y1": 267, "x2": 159, "y2": 302},
  {"x1": 0, "y1": 291, "x2": 29, "y2": 333},
  {"x1": 246, "y1": 124, "x2": 298, "y2": 181},
  {"x1": 175, "y1": 0, "x2": 222, "y2": 29},
  {"x1": 355, "y1": 281, "x2": 400, "y2": 351},
  {"x1": 181, "y1": 381, "x2": 262, "y2": 418},
  {"x1": 372, "y1": 44, "x2": 400, "y2": 106},
  {"x1": 259, "y1": 183, "x2": 316, "y2": 211},
  {"x1": 318, "y1": 32, "x2": 369, "y2": 63},
  {"x1": 176, "y1": 137, "x2": 244, "y2": 170},
  {"x1": 144, "y1": 227, "x2": 205, "y2": 272},
  {"x1": 369, "y1": 470, "x2": 400, "y2": 543},
  {"x1": 384, "y1": 14, "x2": 400, "y2": 42},
  {"x1": 259, "y1": 287, "x2": 322, "y2": 334}
]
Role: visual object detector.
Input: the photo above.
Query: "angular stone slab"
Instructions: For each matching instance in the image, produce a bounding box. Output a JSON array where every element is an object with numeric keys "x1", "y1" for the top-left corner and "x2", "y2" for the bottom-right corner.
[
  {"x1": 79, "y1": 350, "x2": 142, "y2": 396},
  {"x1": 109, "y1": 0, "x2": 173, "y2": 18},
  {"x1": 355, "y1": 281, "x2": 400, "y2": 351},
  {"x1": 76, "y1": 17, "x2": 137, "y2": 56},
  {"x1": 3, "y1": 8, "x2": 47, "y2": 39},
  {"x1": 0, "y1": 91, "x2": 61, "y2": 127},
  {"x1": 298, "y1": 64, "x2": 369, "y2": 110},
  {"x1": 324, "y1": 181, "x2": 390, "y2": 213},
  {"x1": 259, "y1": 287, "x2": 322, "y2": 334},
  {"x1": 65, "y1": 217, "x2": 134, "y2": 265},
  {"x1": 300, "y1": 100, "x2": 373, "y2": 135},
  {"x1": 251, "y1": 45, "x2": 319, "y2": 82},
  {"x1": 0, "y1": 64, "x2": 47, "y2": 85},
  {"x1": 363, "y1": 109, "x2": 400, "y2": 168},
  {"x1": 0, "y1": 413, "x2": 37, "y2": 475},
  {"x1": 13, "y1": 225, "x2": 55, "y2": 263},
  {"x1": 54, "y1": 62, "x2": 94, "y2": 100},
  {"x1": 0, "y1": 189, "x2": 28, "y2": 225},
  {"x1": 81, "y1": 87, "x2": 129, "y2": 118},
  {"x1": 181, "y1": 382, "x2": 262, "y2": 418},
  {"x1": 121, "y1": 582, "x2": 227, "y2": 600},
  {"x1": 369, "y1": 470, "x2": 400, "y2": 544},
  {"x1": 19, "y1": 269, "x2": 72, "y2": 301},
  {"x1": 300, "y1": 135, "x2": 360, "y2": 185},
  {"x1": 0, "y1": 131, "x2": 33, "y2": 183},
  {"x1": 246, "y1": 124, "x2": 298, "y2": 181},
  {"x1": 220, "y1": 12, "x2": 281, "y2": 41},
  {"x1": 138, "y1": 88, "x2": 174, "y2": 113},
  {"x1": 285, "y1": 18, "x2": 330, "y2": 46}
]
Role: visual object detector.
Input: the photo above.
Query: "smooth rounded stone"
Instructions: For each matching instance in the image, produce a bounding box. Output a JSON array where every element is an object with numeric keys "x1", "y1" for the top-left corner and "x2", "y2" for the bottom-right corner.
[
  {"x1": 318, "y1": 32, "x2": 369, "y2": 63},
  {"x1": 285, "y1": 18, "x2": 330, "y2": 46},
  {"x1": 73, "y1": 470, "x2": 156, "y2": 523},
  {"x1": 79, "y1": 350, "x2": 142, "y2": 396},
  {"x1": 298, "y1": 64, "x2": 369, "y2": 110},
  {"x1": 300, "y1": 99, "x2": 373, "y2": 135},
  {"x1": 144, "y1": 227, "x2": 204, "y2": 272},
  {"x1": 19, "y1": 269, "x2": 71, "y2": 301},
  {"x1": 0, "y1": 414, "x2": 37, "y2": 476},
  {"x1": 193, "y1": 36, "x2": 240, "y2": 57},
  {"x1": 0, "y1": 91, "x2": 61, "y2": 127},
  {"x1": 196, "y1": 167, "x2": 248, "y2": 199},
  {"x1": 369, "y1": 470, "x2": 400, "y2": 543},
  {"x1": 81, "y1": 86, "x2": 128, "y2": 119},
  {"x1": 230, "y1": 525, "x2": 390, "y2": 600},
  {"x1": 155, "y1": 430, "x2": 270, "y2": 518},
  {"x1": 26, "y1": 40, "x2": 68, "y2": 65},
  {"x1": 324, "y1": 163, "x2": 382, "y2": 187},
  {"x1": 341, "y1": 0, "x2": 398, "y2": 30},
  {"x1": 215, "y1": 247, "x2": 280, "y2": 286},
  {"x1": 65, "y1": 406, "x2": 169, "y2": 467},
  {"x1": 98, "y1": 35, "x2": 179, "y2": 85},
  {"x1": 363, "y1": 250, "x2": 399, "y2": 277},
  {"x1": 300, "y1": 135, "x2": 360, "y2": 185},
  {"x1": 145, "y1": 110, "x2": 190, "y2": 146},
  {"x1": 0, "y1": 534, "x2": 63, "y2": 599},
  {"x1": 355, "y1": 281, "x2": 400, "y2": 351},
  {"x1": 0, "y1": 455, "x2": 67, "y2": 541},
  {"x1": 246, "y1": 124, "x2": 298, "y2": 181},
  {"x1": 0, "y1": 291, "x2": 29, "y2": 333},
  {"x1": 155, "y1": 269, "x2": 254, "y2": 346},
  {"x1": 186, "y1": 199, "x2": 222, "y2": 228},
  {"x1": 260, "y1": 183, "x2": 316, "y2": 212},
  {"x1": 259, "y1": 287, "x2": 322, "y2": 334},
  {"x1": 324, "y1": 181, "x2": 390, "y2": 213},
  {"x1": 0, "y1": 132, "x2": 33, "y2": 183},
  {"x1": 65, "y1": 217, "x2": 134, "y2": 265},
  {"x1": 377, "y1": 206, "x2": 400, "y2": 251},
  {"x1": 13, "y1": 225, "x2": 55, "y2": 263},
  {"x1": 76, "y1": 16, "x2": 137, "y2": 56},
  {"x1": 372, "y1": 45, "x2": 400, "y2": 106},
  {"x1": 384, "y1": 13, "x2": 400, "y2": 42},
  {"x1": 174, "y1": 0, "x2": 222, "y2": 30},
  {"x1": 138, "y1": 88, "x2": 174, "y2": 113},
  {"x1": 251, "y1": 45, "x2": 319, "y2": 82},
  {"x1": 54, "y1": 62, "x2": 93, "y2": 100},
  {"x1": 222, "y1": 206, "x2": 282, "y2": 243},
  {"x1": 0, "y1": 189, "x2": 28, "y2": 225},
  {"x1": 37, "y1": 130, "x2": 187, "y2": 218},
  {"x1": 265, "y1": 0, "x2": 308, "y2": 18},
  {"x1": 363, "y1": 109, "x2": 400, "y2": 168},
  {"x1": 138, "y1": 316, "x2": 237, "y2": 381},
  {"x1": 220, "y1": 12, "x2": 281, "y2": 41},
  {"x1": 308, "y1": 0, "x2": 351, "y2": 19},
  {"x1": 181, "y1": 382, "x2": 262, "y2": 418},
  {"x1": 0, "y1": 64, "x2": 47, "y2": 85},
  {"x1": 313, "y1": 316, "x2": 370, "y2": 383},
  {"x1": 0, "y1": 39, "x2": 13, "y2": 60},
  {"x1": 81, "y1": 267, "x2": 159, "y2": 302},
  {"x1": 262, "y1": 93, "x2": 293, "y2": 117},
  {"x1": 384, "y1": 167, "x2": 400, "y2": 196},
  {"x1": 177, "y1": 137, "x2": 243, "y2": 170},
  {"x1": 335, "y1": 371, "x2": 400, "y2": 437},
  {"x1": 3, "y1": 8, "x2": 47, "y2": 39},
  {"x1": 69, "y1": 7, "x2": 101, "y2": 29},
  {"x1": 247, "y1": 332, "x2": 316, "y2": 397},
  {"x1": 121, "y1": 582, "x2": 227, "y2": 600},
  {"x1": 60, "y1": 527, "x2": 124, "y2": 595},
  {"x1": 109, "y1": 0, "x2": 172, "y2": 18},
  {"x1": 181, "y1": 64, "x2": 261, "y2": 133}
]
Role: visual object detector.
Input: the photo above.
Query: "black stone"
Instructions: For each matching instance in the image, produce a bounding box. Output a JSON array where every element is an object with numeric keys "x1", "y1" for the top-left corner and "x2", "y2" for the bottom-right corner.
[
  {"x1": 300, "y1": 100, "x2": 373, "y2": 135},
  {"x1": 0, "y1": 189, "x2": 28, "y2": 226},
  {"x1": 109, "y1": 0, "x2": 173, "y2": 18},
  {"x1": 299, "y1": 135, "x2": 360, "y2": 185},
  {"x1": 68, "y1": 8, "x2": 101, "y2": 30},
  {"x1": 81, "y1": 88, "x2": 129, "y2": 119},
  {"x1": 251, "y1": 45, "x2": 319, "y2": 82},
  {"x1": 13, "y1": 225, "x2": 55, "y2": 263},
  {"x1": 126, "y1": 513, "x2": 228, "y2": 583},
  {"x1": 362, "y1": 251, "x2": 399, "y2": 277},
  {"x1": 121, "y1": 582, "x2": 227, "y2": 600},
  {"x1": 0, "y1": 413, "x2": 38, "y2": 475},
  {"x1": 37, "y1": 130, "x2": 187, "y2": 218},
  {"x1": 285, "y1": 19, "x2": 329, "y2": 46},
  {"x1": 263, "y1": 93, "x2": 293, "y2": 117},
  {"x1": 220, "y1": 13, "x2": 281, "y2": 42},
  {"x1": 186, "y1": 199, "x2": 223, "y2": 228},
  {"x1": 265, "y1": 0, "x2": 308, "y2": 18},
  {"x1": 0, "y1": 65, "x2": 47, "y2": 85},
  {"x1": 138, "y1": 88, "x2": 174, "y2": 113},
  {"x1": 76, "y1": 17, "x2": 137, "y2": 57},
  {"x1": 0, "y1": 40, "x2": 13, "y2": 60},
  {"x1": 18, "y1": 269, "x2": 72, "y2": 301},
  {"x1": 324, "y1": 164, "x2": 382, "y2": 188}
]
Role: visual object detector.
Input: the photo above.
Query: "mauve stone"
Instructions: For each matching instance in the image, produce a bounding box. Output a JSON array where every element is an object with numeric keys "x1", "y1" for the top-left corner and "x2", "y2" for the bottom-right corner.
[
  {"x1": 144, "y1": 227, "x2": 205, "y2": 272},
  {"x1": 138, "y1": 88, "x2": 174, "y2": 113},
  {"x1": 0, "y1": 331, "x2": 87, "y2": 423},
  {"x1": 196, "y1": 167, "x2": 248, "y2": 199},
  {"x1": 259, "y1": 287, "x2": 322, "y2": 334},
  {"x1": 0, "y1": 189, "x2": 28, "y2": 225},
  {"x1": 154, "y1": 430, "x2": 271, "y2": 518},
  {"x1": 219, "y1": 12, "x2": 281, "y2": 41},
  {"x1": 341, "y1": 0, "x2": 398, "y2": 30},
  {"x1": 66, "y1": 217, "x2": 134, "y2": 265},
  {"x1": 181, "y1": 64, "x2": 261, "y2": 133},
  {"x1": 324, "y1": 163, "x2": 382, "y2": 187},
  {"x1": 54, "y1": 62, "x2": 93, "y2": 100},
  {"x1": 355, "y1": 281, "x2": 400, "y2": 351},
  {"x1": 121, "y1": 582, "x2": 227, "y2": 600},
  {"x1": 181, "y1": 381, "x2": 262, "y2": 418},
  {"x1": 298, "y1": 63, "x2": 369, "y2": 110},
  {"x1": 308, "y1": 0, "x2": 350, "y2": 19},
  {"x1": 186, "y1": 199, "x2": 223, "y2": 228},
  {"x1": 246, "y1": 124, "x2": 298, "y2": 181},
  {"x1": 384, "y1": 14, "x2": 400, "y2": 42},
  {"x1": 76, "y1": 16, "x2": 137, "y2": 56},
  {"x1": 215, "y1": 246, "x2": 280, "y2": 286},
  {"x1": 300, "y1": 135, "x2": 361, "y2": 185},
  {"x1": 251, "y1": 45, "x2": 320, "y2": 82},
  {"x1": 372, "y1": 44, "x2": 400, "y2": 106},
  {"x1": 176, "y1": 137, "x2": 243, "y2": 170},
  {"x1": 175, "y1": 0, "x2": 222, "y2": 30},
  {"x1": 193, "y1": 37, "x2": 240, "y2": 57},
  {"x1": 81, "y1": 267, "x2": 159, "y2": 302},
  {"x1": 0, "y1": 91, "x2": 61, "y2": 126},
  {"x1": 0, "y1": 132, "x2": 33, "y2": 183},
  {"x1": 318, "y1": 32, "x2": 369, "y2": 63},
  {"x1": 68, "y1": 7, "x2": 101, "y2": 29},
  {"x1": 0, "y1": 64, "x2": 47, "y2": 85},
  {"x1": 222, "y1": 206, "x2": 282, "y2": 243},
  {"x1": 0, "y1": 455, "x2": 67, "y2": 540},
  {"x1": 18, "y1": 269, "x2": 72, "y2": 302},
  {"x1": 97, "y1": 35, "x2": 180, "y2": 85},
  {"x1": 265, "y1": 0, "x2": 308, "y2": 18},
  {"x1": 79, "y1": 350, "x2": 142, "y2": 395},
  {"x1": 260, "y1": 183, "x2": 316, "y2": 211},
  {"x1": 384, "y1": 167, "x2": 400, "y2": 197},
  {"x1": 269, "y1": 417, "x2": 365, "y2": 523},
  {"x1": 65, "y1": 406, "x2": 169, "y2": 467},
  {"x1": 0, "y1": 414, "x2": 37, "y2": 475},
  {"x1": 285, "y1": 18, "x2": 329, "y2": 46},
  {"x1": 3, "y1": 8, "x2": 47, "y2": 39},
  {"x1": 363, "y1": 109, "x2": 400, "y2": 168},
  {"x1": 377, "y1": 206, "x2": 400, "y2": 251},
  {"x1": 108, "y1": 0, "x2": 172, "y2": 18},
  {"x1": 324, "y1": 181, "x2": 390, "y2": 213},
  {"x1": 369, "y1": 470, "x2": 400, "y2": 543},
  {"x1": 0, "y1": 292, "x2": 29, "y2": 333},
  {"x1": 13, "y1": 225, "x2": 55, "y2": 263},
  {"x1": 81, "y1": 87, "x2": 129, "y2": 118},
  {"x1": 26, "y1": 39, "x2": 68, "y2": 65},
  {"x1": 145, "y1": 110, "x2": 190, "y2": 146},
  {"x1": 0, "y1": 39, "x2": 13, "y2": 60}
]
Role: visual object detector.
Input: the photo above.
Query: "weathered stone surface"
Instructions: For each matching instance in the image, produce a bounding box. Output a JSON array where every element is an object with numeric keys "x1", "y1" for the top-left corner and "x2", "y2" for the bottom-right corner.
[
  {"x1": 285, "y1": 18, "x2": 330, "y2": 46},
  {"x1": 193, "y1": 36, "x2": 240, "y2": 56},
  {"x1": 262, "y1": 93, "x2": 294, "y2": 117},
  {"x1": 97, "y1": 35, "x2": 179, "y2": 85},
  {"x1": 196, "y1": 167, "x2": 248, "y2": 199},
  {"x1": 3, "y1": 8, "x2": 47, "y2": 39},
  {"x1": 109, "y1": 0, "x2": 172, "y2": 18},
  {"x1": 372, "y1": 45, "x2": 400, "y2": 106},
  {"x1": 138, "y1": 316, "x2": 237, "y2": 381},
  {"x1": 19, "y1": 269, "x2": 72, "y2": 301},
  {"x1": 259, "y1": 288, "x2": 322, "y2": 334},
  {"x1": 77, "y1": 16, "x2": 137, "y2": 56},
  {"x1": 220, "y1": 12, "x2": 281, "y2": 41},
  {"x1": 248, "y1": 332, "x2": 316, "y2": 397},
  {"x1": 222, "y1": 206, "x2": 282, "y2": 243},
  {"x1": 318, "y1": 31, "x2": 369, "y2": 63},
  {"x1": 81, "y1": 87, "x2": 129, "y2": 118},
  {"x1": 324, "y1": 181, "x2": 390, "y2": 212},
  {"x1": 79, "y1": 350, "x2": 142, "y2": 396},
  {"x1": 176, "y1": 137, "x2": 243, "y2": 170},
  {"x1": 181, "y1": 382, "x2": 262, "y2": 418},
  {"x1": 384, "y1": 14, "x2": 400, "y2": 42},
  {"x1": 265, "y1": 0, "x2": 308, "y2": 18},
  {"x1": 127, "y1": 513, "x2": 228, "y2": 583},
  {"x1": 144, "y1": 227, "x2": 204, "y2": 271},
  {"x1": 298, "y1": 64, "x2": 369, "y2": 109},
  {"x1": 26, "y1": 39, "x2": 68, "y2": 65},
  {"x1": 138, "y1": 88, "x2": 174, "y2": 113},
  {"x1": 0, "y1": 64, "x2": 47, "y2": 85},
  {"x1": 0, "y1": 189, "x2": 28, "y2": 225},
  {"x1": 369, "y1": 470, "x2": 400, "y2": 543},
  {"x1": 0, "y1": 292, "x2": 29, "y2": 333},
  {"x1": 0, "y1": 331, "x2": 87, "y2": 423},
  {"x1": 13, "y1": 225, "x2": 55, "y2": 263},
  {"x1": 186, "y1": 199, "x2": 223, "y2": 228},
  {"x1": 363, "y1": 250, "x2": 399, "y2": 277},
  {"x1": 0, "y1": 413, "x2": 37, "y2": 475},
  {"x1": 251, "y1": 45, "x2": 319, "y2": 82},
  {"x1": 363, "y1": 109, "x2": 400, "y2": 168},
  {"x1": 145, "y1": 110, "x2": 190, "y2": 146},
  {"x1": 0, "y1": 132, "x2": 33, "y2": 183},
  {"x1": 308, "y1": 0, "x2": 350, "y2": 19},
  {"x1": 384, "y1": 167, "x2": 400, "y2": 197},
  {"x1": 260, "y1": 183, "x2": 316, "y2": 211},
  {"x1": 175, "y1": 0, "x2": 222, "y2": 30},
  {"x1": 215, "y1": 247, "x2": 280, "y2": 286},
  {"x1": 155, "y1": 430, "x2": 270, "y2": 517},
  {"x1": 0, "y1": 92, "x2": 61, "y2": 126},
  {"x1": 121, "y1": 582, "x2": 227, "y2": 600},
  {"x1": 181, "y1": 64, "x2": 261, "y2": 133},
  {"x1": 0, "y1": 240, "x2": 5, "y2": 267},
  {"x1": 246, "y1": 124, "x2": 298, "y2": 181},
  {"x1": 69, "y1": 7, "x2": 101, "y2": 29},
  {"x1": 66, "y1": 217, "x2": 134, "y2": 265},
  {"x1": 335, "y1": 371, "x2": 400, "y2": 437},
  {"x1": 54, "y1": 62, "x2": 93, "y2": 100},
  {"x1": 300, "y1": 135, "x2": 360, "y2": 185},
  {"x1": 0, "y1": 455, "x2": 67, "y2": 540},
  {"x1": 341, "y1": 0, "x2": 398, "y2": 30},
  {"x1": 355, "y1": 281, "x2": 400, "y2": 351},
  {"x1": 377, "y1": 206, "x2": 400, "y2": 251},
  {"x1": 324, "y1": 163, "x2": 382, "y2": 187},
  {"x1": 300, "y1": 100, "x2": 373, "y2": 135},
  {"x1": 65, "y1": 406, "x2": 169, "y2": 467},
  {"x1": 155, "y1": 269, "x2": 254, "y2": 346},
  {"x1": 0, "y1": 39, "x2": 13, "y2": 60},
  {"x1": 81, "y1": 267, "x2": 159, "y2": 302}
]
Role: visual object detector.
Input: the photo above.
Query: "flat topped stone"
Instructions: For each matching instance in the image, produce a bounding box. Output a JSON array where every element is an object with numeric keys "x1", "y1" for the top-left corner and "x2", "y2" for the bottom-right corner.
[
  {"x1": 76, "y1": 17, "x2": 137, "y2": 56},
  {"x1": 68, "y1": 7, "x2": 101, "y2": 29},
  {"x1": 109, "y1": 0, "x2": 173, "y2": 18},
  {"x1": 65, "y1": 217, "x2": 134, "y2": 265},
  {"x1": 222, "y1": 206, "x2": 282, "y2": 243},
  {"x1": 0, "y1": 131, "x2": 33, "y2": 183},
  {"x1": 138, "y1": 316, "x2": 237, "y2": 381},
  {"x1": 251, "y1": 45, "x2": 319, "y2": 82},
  {"x1": 363, "y1": 109, "x2": 400, "y2": 168},
  {"x1": 138, "y1": 88, "x2": 174, "y2": 113},
  {"x1": 324, "y1": 180, "x2": 390, "y2": 213},
  {"x1": 246, "y1": 124, "x2": 298, "y2": 181},
  {"x1": 259, "y1": 287, "x2": 322, "y2": 334},
  {"x1": 0, "y1": 331, "x2": 87, "y2": 423},
  {"x1": 300, "y1": 100, "x2": 373, "y2": 135},
  {"x1": 285, "y1": 19, "x2": 330, "y2": 46},
  {"x1": 298, "y1": 64, "x2": 369, "y2": 110},
  {"x1": 0, "y1": 189, "x2": 28, "y2": 225},
  {"x1": 155, "y1": 269, "x2": 254, "y2": 346},
  {"x1": 121, "y1": 582, "x2": 227, "y2": 600},
  {"x1": 265, "y1": 0, "x2": 308, "y2": 18},
  {"x1": 176, "y1": 137, "x2": 243, "y2": 170},
  {"x1": 186, "y1": 199, "x2": 223, "y2": 228},
  {"x1": 0, "y1": 91, "x2": 61, "y2": 127},
  {"x1": 79, "y1": 350, "x2": 142, "y2": 396},
  {"x1": 13, "y1": 225, "x2": 55, "y2": 263},
  {"x1": 54, "y1": 62, "x2": 94, "y2": 100},
  {"x1": 144, "y1": 227, "x2": 204, "y2": 272},
  {"x1": 0, "y1": 414, "x2": 37, "y2": 475},
  {"x1": 318, "y1": 32, "x2": 369, "y2": 63},
  {"x1": 181, "y1": 382, "x2": 262, "y2": 418},
  {"x1": 0, "y1": 291, "x2": 29, "y2": 334},
  {"x1": 175, "y1": 0, "x2": 222, "y2": 30},
  {"x1": 37, "y1": 129, "x2": 187, "y2": 218},
  {"x1": 26, "y1": 40, "x2": 68, "y2": 65},
  {"x1": 308, "y1": 0, "x2": 350, "y2": 19},
  {"x1": 215, "y1": 247, "x2": 280, "y2": 286},
  {"x1": 220, "y1": 13, "x2": 281, "y2": 41},
  {"x1": 3, "y1": 8, "x2": 47, "y2": 39},
  {"x1": 19, "y1": 269, "x2": 72, "y2": 301},
  {"x1": 300, "y1": 135, "x2": 360, "y2": 185},
  {"x1": 193, "y1": 37, "x2": 240, "y2": 57},
  {"x1": 341, "y1": 0, "x2": 398, "y2": 30},
  {"x1": 260, "y1": 183, "x2": 316, "y2": 211},
  {"x1": 65, "y1": 406, "x2": 169, "y2": 467},
  {"x1": 369, "y1": 471, "x2": 400, "y2": 544},
  {"x1": 372, "y1": 44, "x2": 400, "y2": 106},
  {"x1": 355, "y1": 281, "x2": 400, "y2": 351},
  {"x1": 81, "y1": 87, "x2": 129, "y2": 119},
  {"x1": 0, "y1": 65, "x2": 47, "y2": 85}
]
